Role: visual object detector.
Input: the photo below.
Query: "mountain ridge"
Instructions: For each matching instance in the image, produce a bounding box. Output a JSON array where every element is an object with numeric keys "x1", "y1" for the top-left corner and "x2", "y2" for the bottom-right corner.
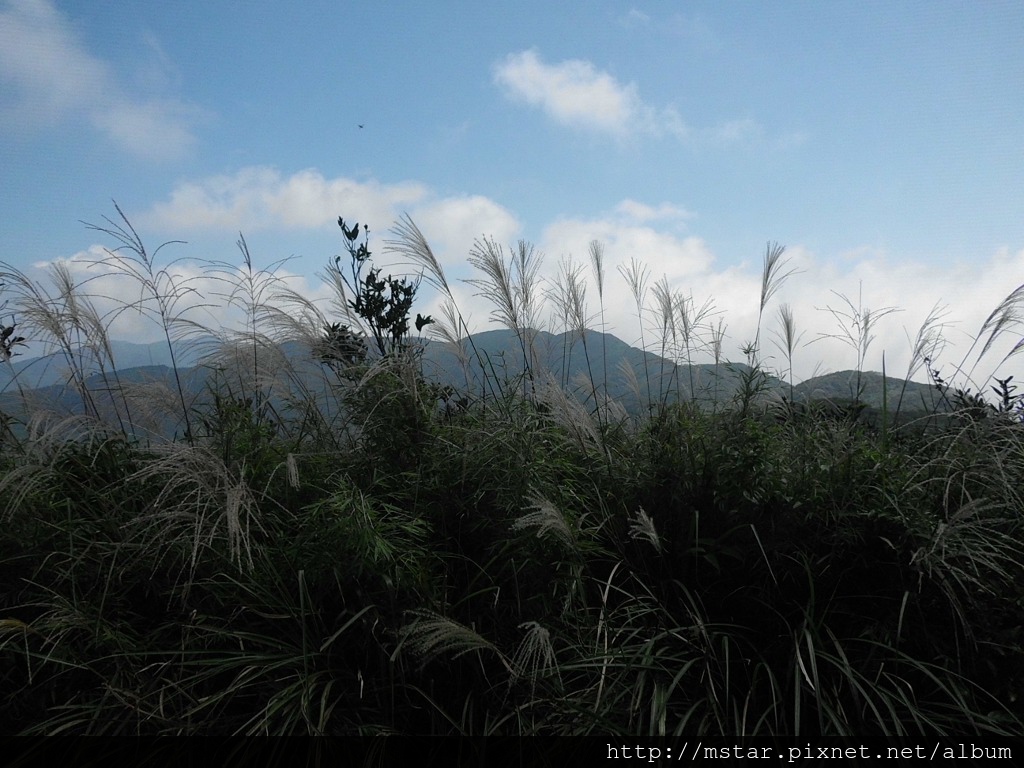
[{"x1": 1, "y1": 328, "x2": 948, "y2": 417}]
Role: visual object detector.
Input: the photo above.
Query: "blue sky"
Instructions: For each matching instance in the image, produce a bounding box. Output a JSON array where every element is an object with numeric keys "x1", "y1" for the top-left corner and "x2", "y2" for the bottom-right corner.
[{"x1": 2, "y1": 0, "x2": 1023, "y2": 386}]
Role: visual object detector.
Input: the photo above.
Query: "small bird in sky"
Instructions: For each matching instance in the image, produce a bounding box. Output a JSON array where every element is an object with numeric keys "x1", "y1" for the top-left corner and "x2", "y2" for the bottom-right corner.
[{"x1": 358, "y1": 124, "x2": 364, "y2": 129}]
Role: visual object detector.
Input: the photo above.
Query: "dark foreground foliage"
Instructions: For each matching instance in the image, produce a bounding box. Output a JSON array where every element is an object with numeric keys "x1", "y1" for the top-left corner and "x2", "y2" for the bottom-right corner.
[{"x1": 1, "y1": 212, "x2": 1022, "y2": 736}]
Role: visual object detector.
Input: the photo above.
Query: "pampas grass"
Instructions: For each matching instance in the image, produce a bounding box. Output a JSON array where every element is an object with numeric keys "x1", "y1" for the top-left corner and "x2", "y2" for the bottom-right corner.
[{"x1": 1, "y1": 207, "x2": 1022, "y2": 738}]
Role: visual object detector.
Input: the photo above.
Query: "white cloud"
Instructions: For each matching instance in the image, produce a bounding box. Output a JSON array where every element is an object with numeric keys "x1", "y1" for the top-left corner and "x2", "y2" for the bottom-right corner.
[
  {"x1": 701, "y1": 243, "x2": 1024, "y2": 387},
  {"x1": 621, "y1": 9, "x2": 719, "y2": 51},
  {"x1": 541, "y1": 217, "x2": 713, "y2": 281},
  {"x1": 535, "y1": 212, "x2": 717, "y2": 340},
  {"x1": 492, "y1": 49, "x2": 781, "y2": 149},
  {"x1": 30, "y1": 173, "x2": 1024, "y2": 391},
  {"x1": 408, "y1": 195, "x2": 521, "y2": 268},
  {"x1": 140, "y1": 168, "x2": 526, "y2": 325},
  {"x1": 614, "y1": 199, "x2": 693, "y2": 224},
  {"x1": 509, "y1": 207, "x2": 1024, "y2": 388},
  {"x1": 0, "y1": 0, "x2": 201, "y2": 159},
  {"x1": 0, "y1": 0, "x2": 105, "y2": 120},
  {"x1": 145, "y1": 167, "x2": 430, "y2": 232},
  {"x1": 25, "y1": 244, "x2": 336, "y2": 348},
  {"x1": 90, "y1": 98, "x2": 202, "y2": 161},
  {"x1": 493, "y1": 49, "x2": 687, "y2": 140},
  {"x1": 143, "y1": 170, "x2": 524, "y2": 275},
  {"x1": 624, "y1": 9, "x2": 650, "y2": 25},
  {"x1": 713, "y1": 118, "x2": 763, "y2": 145}
]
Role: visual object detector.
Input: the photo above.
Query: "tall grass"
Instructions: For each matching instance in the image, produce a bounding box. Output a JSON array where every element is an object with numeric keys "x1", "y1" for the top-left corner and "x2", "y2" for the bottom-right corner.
[
  {"x1": 1, "y1": 209, "x2": 1022, "y2": 737},
  {"x1": 84, "y1": 204, "x2": 213, "y2": 443},
  {"x1": 618, "y1": 258, "x2": 654, "y2": 411}
]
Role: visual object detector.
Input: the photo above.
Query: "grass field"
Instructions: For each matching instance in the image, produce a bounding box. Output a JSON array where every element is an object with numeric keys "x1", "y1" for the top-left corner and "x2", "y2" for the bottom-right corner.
[{"x1": 1, "y1": 210, "x2": 1022, "y2": 736}]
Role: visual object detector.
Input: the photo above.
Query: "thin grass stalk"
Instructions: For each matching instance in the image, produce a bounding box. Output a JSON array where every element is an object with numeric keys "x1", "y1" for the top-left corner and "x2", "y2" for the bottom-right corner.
[
  {"x1": 772, "y1": 303, "x2": 802, "y2": 403},
  {"x1": 49, "y1": 261, "x2": 140, "y2": 437},
  {"x1": 959, "y1": 282, "x2": 1024, "y2": 386},
  {"x1": 881, "y1": 353, "x2": 890, "y2": 451},
  {"x1": 651, "y1": 278, "x2": 677, "y2": 412},
  {"x1": 677, "y1": 293, "x2": 694, "y2": 405},
  {"x1": 22, "y1": 265, "x2": 101, "y2": 422},
  {"x1": 548, "y1": 258, "x2": 601, "y2": 425},
  {"x1": 589, "y1": 240, "x2": 608, "y2": 411},
  {"x1": 811, "y1": 283, "x2": 900, "y2": 402},
  {"x1": 467, "y1": 236, "x2": 542, "y2": 406},
  {"x1": 84, "y1": 203, "x2": 210, "y2": 445},
  {"x1": 753, "y1": 242, "x2": 799, "y2": 367},
  {"x1": 548, "y1": 257, "x2": 584, "y2": 390},
  {"x1": 271, "y1": 353, "x2": 345, "y2": 449},
  {"x1": 263, "y1": 270, "x2": 381, "y2": 449},
  {"x1": 618, "y1": 258, "x2": 653, "y2": 412},
  {"x1": 918, "y1": 286, "x2": 1024, "y2": 426},
  {"x1": 577, "y1": 328, "x2": 600, "y2": 427},
  {"x1": 676, "y1": 292, "x2": 716, "y2": 408},
  {"x1": 710, "y1": 317, "x2": 726, "y2": 411},
  {"x1": 593, "y1": 561, "x2": 623, "y2": 715},
  {"x1": 208, "y1": 236, "x2": 296, "y2": 436},
  {"x1": 897, "y1": 302, "x2": 949, "y2": 426},
  {"x1": 514, "y1": 240, "x2": 543, "y2": 403},
  {"x1": 385, "y1": 214, "x2": 497, "y2": 401}
]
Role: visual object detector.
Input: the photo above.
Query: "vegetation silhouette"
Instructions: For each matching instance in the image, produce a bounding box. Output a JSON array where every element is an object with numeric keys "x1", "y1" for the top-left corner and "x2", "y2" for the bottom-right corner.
[{"x1": 0, "y1": 208, "x2": 1021, "y2": 737}]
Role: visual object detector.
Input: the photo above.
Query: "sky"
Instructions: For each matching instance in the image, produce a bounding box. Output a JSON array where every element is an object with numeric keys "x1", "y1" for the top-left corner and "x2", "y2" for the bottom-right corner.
[{"x1": 2, "y1": 0, "x2": 1023, "y2": 387}]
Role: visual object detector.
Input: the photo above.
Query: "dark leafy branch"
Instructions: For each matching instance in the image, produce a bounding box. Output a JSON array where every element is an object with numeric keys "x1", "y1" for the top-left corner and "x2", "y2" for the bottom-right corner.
[{"x1": 328, "y1": 216, "x2": 423, "y2": 360}]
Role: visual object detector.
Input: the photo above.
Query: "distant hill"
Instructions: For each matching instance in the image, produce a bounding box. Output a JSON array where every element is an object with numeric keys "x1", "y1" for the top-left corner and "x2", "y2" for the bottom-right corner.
[
  {"x1": 419, "y1": 328, "x2": 947, "y2": 416},
  {"x1": 0, "y1": 339, "x2": 206, "y2": 392},
  {"x1": 791, "y1": 368, "x2": 948, "y2": 412},
  {"x1": 417, "y1": 328, "x2": 773, "y2": 411},
  {"x1": 1, "y1": 329, "x2": 952, "y2": 437}
]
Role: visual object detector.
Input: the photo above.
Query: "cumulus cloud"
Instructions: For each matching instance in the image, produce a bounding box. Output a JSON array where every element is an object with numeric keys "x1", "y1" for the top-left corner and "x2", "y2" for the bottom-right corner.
[
  {"x1": 505, "y1": 205, "x2": 1024, "y2": 387},
  {"x1": 24, "y1": 243, "x2": 335, "y2": 348},
  {"x1": 534, "y1": 210, "x2": 718, "y2": 342},
  {"x1": 541, "y1": 217, "x2": 713, "y2": 283},
  {"x1": 493, "y1": 49, "x2": 687, "y2": 139},
  {"x1": 408, "y1": 195, "x2": 521, "y2": 267},
  {"x1": 662, "y1": 243, "x2": 1024, "y2": 387},
  {"x1": 142, "y1": 168, "x2": 524, "y2": 277},
  {"x1": 144, "y1": 167, "x2": 430, "y2": 232},
  {"x1": 0, "y1": 0, "x2": 202, "y2": 159},
  {"x1": 138, "y1": 167, "x2": 526, "y2": 327},
  {"x1": 492, "y1": 49, "x2": 779, "y2": 149},
  {"x1": 25, "y1": 173, "x2": 1024, "y2": 390}
]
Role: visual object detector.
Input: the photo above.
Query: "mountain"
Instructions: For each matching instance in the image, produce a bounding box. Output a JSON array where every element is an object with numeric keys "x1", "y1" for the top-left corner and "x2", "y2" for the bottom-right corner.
[
  {"x1": 417, "y1": 328, "x2": 770, "y2": 411},
  {"x1": 0, "y1": 339, "x2": 206, "y2": 392},
  {"x1": 789, "y1": 368, "x2": 948, "y2": 412},
  {"x1": 416, "y1": 328, "x2": 946, "y2": 417},
  {"x1": 1, "y1": 329, "x2": 950, "y2": 436}
]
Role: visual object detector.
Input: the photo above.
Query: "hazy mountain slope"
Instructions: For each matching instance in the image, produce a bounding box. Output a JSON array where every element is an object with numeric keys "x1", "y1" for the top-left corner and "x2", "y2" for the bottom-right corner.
[
  {"x1": 1, "y1": 329, "x2": 951, "y2": 434},
  {"x1": 0, "y1": 339, "x2": 206, "y2": 392}
]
